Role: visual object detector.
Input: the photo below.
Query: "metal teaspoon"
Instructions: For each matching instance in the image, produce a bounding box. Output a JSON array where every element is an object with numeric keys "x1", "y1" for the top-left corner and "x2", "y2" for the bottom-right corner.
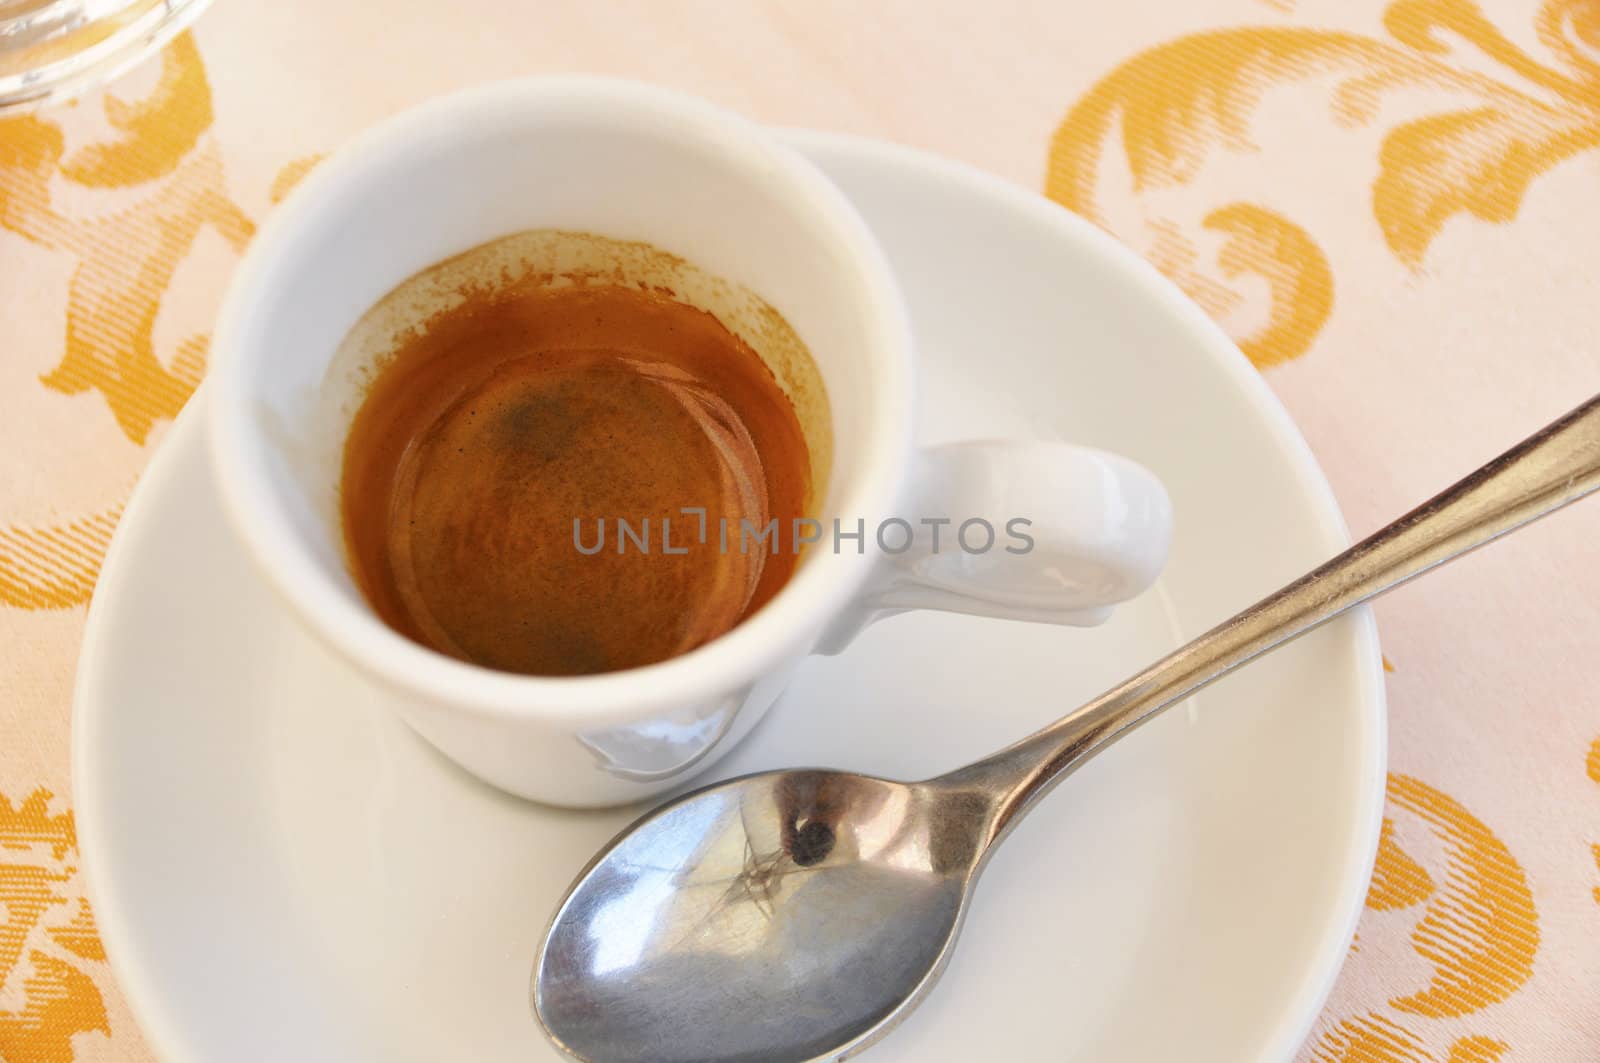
[{"x1": 533, "y1": 394, "x2": 1600, "y2": 1063}]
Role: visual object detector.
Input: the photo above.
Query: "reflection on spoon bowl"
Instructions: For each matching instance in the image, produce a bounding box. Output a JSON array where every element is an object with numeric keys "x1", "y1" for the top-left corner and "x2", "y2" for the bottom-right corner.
[{"x1": 534, "y1": 770, "x2": 986, "y2": 1063}]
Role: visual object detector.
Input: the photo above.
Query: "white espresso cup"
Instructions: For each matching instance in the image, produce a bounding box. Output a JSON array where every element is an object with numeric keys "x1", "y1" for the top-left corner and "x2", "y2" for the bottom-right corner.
[{"x1": 208, "y1": 76, "x2": 1171, "y2": 808}]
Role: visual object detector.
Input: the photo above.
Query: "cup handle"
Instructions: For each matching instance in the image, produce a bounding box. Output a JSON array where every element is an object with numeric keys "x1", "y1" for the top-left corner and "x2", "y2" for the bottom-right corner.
[{"x1": 816, "y1": 440, "x2": 1172, "y2": 654}]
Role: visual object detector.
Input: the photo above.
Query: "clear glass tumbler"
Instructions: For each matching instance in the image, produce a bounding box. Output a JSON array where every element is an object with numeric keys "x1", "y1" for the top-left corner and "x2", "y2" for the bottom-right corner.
[{"x1": 0, "y1": 0, "x2": 214, "y2": 112}]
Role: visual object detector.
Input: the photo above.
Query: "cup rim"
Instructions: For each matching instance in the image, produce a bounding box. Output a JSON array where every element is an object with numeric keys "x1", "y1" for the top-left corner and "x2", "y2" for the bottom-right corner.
[{"x1": 206, "y1": 75, "x2": 915, "y2": 726}]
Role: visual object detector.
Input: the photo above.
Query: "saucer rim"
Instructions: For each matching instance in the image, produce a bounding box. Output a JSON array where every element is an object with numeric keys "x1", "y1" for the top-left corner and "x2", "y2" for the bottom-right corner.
[{"x1": 72, "y1": 129, "x2": 1386, "y2": 1063}]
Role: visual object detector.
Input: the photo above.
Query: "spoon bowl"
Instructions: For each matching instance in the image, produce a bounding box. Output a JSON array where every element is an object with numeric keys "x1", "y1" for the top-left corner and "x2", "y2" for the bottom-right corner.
[{"x1": 533, "y1": 770, "x2": 992, "y2": 1062}]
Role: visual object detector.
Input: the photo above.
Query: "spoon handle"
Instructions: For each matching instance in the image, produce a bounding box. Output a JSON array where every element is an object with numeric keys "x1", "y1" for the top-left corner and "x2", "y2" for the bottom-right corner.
[{"x1": 956, "y1": 393, "x2": 1600, "y2": 844}]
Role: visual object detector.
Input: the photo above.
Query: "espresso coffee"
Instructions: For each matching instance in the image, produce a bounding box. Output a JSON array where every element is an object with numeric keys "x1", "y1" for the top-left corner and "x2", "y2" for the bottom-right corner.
[{"x1": 340, "y1": 270, "x2": 815, "y2": 677}]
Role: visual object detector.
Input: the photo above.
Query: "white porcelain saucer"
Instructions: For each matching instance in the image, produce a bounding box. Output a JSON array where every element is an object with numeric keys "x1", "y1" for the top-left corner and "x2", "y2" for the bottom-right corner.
[{"x1": 74, "y1": 132, "x2": 1384, "y2": 1063}]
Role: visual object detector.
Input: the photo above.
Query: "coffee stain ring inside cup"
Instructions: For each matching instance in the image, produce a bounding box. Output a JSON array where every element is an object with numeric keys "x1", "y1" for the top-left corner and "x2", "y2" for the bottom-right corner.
[{"x1": 326, "y1": 230, "x2": 832, "y2": 677}]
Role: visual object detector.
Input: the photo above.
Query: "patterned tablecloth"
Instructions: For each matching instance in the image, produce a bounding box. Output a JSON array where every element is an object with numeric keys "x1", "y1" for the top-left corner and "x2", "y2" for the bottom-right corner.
[{"x1": 2, "y1": 1, "x2": 1597, "y2": 1059}]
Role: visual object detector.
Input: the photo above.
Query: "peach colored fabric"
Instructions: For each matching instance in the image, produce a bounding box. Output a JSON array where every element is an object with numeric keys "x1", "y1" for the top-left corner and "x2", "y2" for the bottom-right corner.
[{"x1": 2, "y1": 2, "x2": 1596, "y2": 1059}]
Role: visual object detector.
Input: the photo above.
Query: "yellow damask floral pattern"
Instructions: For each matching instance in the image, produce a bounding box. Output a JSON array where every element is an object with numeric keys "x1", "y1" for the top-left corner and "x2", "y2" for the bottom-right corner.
[
  {"x1": 0, "y1": 507, "x2": 122, "y2": 611},
  {"x1": 0, "y1": 32, "x2": 250, "y2": 610},
  {"x1": 1314, "y1": 1016, "x2": 1508, "y2": 1063},
  {"x1": 1309, "y1": 774, "x2": 1537, "y2": 1062},
  {"x1": 3, "y1": 33, "x2": 253, "y2": 444},
  {"x1": 0, "y1": 789, "x2": 109, "y2": 1062},
  {"x1": 1047, "y1": 0, "x2": 1600, "y2": 367}
]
